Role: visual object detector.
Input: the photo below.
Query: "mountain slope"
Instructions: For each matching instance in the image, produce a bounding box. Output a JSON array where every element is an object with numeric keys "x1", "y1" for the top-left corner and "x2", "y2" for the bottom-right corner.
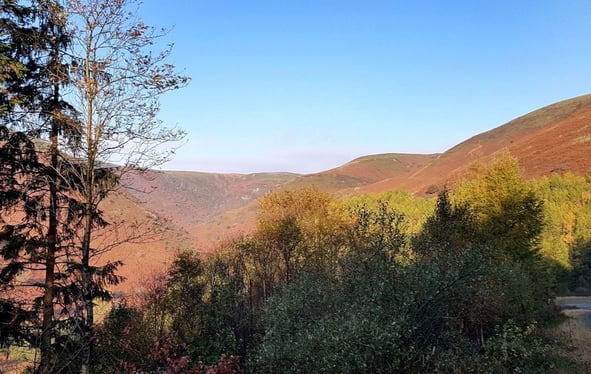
[
  {"x1": 125, "y1": 94, "x2": 591, "y2": 250},
  {"x1": 359, "y1": 94, "x2": 591, "y2": 195},
  {"x1": 121, "y1": 170, "x2": 298, "y2": 248},
  {"x1": 284, "y1": 153, "x2": 438, "y2": 192}
]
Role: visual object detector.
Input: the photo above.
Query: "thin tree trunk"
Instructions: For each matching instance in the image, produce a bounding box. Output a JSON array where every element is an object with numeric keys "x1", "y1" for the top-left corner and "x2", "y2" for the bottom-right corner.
[
  {"x1": 80, "y1": 209, "x2": 93, "y2": 374},
  {"x1": 39, "y1": 48, "x2": 60, "y2": 374},
  {"x1": 80, "y1": 41, "x2": 95, "y2": 371},
  {"x1": 40, "y1": 133, "x2": 57, "y2": 373}
]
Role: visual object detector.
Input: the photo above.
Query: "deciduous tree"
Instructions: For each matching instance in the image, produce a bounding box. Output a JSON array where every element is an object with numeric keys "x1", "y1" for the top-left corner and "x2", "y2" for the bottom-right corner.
[{"x1": 59, "y1": 0, "x2": 189, "y2": 370}]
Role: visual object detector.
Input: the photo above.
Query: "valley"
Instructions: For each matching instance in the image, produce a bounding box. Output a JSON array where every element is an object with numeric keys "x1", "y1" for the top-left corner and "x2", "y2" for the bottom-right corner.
[{"x1": 115, "y1": 94, "x2": 591, "y2": 283}]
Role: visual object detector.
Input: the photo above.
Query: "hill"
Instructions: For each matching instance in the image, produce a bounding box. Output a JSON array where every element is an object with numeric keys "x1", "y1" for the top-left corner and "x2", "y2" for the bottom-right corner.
[{"x1": 358, "y1": 94, "x2": 591, "y2": 195}]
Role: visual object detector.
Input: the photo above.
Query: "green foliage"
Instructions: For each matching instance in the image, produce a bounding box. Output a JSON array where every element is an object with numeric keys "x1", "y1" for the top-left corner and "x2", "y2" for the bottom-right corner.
[
  {"x1": 412, "y1": 188, "x2": 476, "y2": 256},
  {"x1": 256, "y1": 187, "x2": 347, "y2": 279},
  {"x1": 165, "y1": 251, "x2": 206, "y2": 342},
  {"x1": 483, "y1": 320, "x2": 562, "y2": 373},
  {"x1": 530, "y1": 173, "x2": 591, "y2": 287},
  {"x1": 452, "y1": 158, "x2": 591, "y2": 290},
  {"x1": 0, "y1": 0, "x2": 43, "y2": 116},
  {"x1": 568, "y1": 238, "x2": 591, "y2": 291},
  {"x1": 252, "y1": 204, "x2": 410, "y2": 373},
  {"x1": 252, "y1": 182, "x2": 559, "y2": 373},
  {"x1": 93, "y1": 250, "x2": 246, "y2": 372},
  {"x1": 94, "y1": 160, "x2": 591, "y2": 373}
]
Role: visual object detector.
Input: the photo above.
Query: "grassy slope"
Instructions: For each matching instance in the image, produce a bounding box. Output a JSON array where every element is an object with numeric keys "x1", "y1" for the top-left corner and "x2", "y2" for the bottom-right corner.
[
  {"x1": 121, "y1": 170, "x2": 298, "y2": 251},
  {"x1": 283, "y1": 153, "x2": 437, "y2": 192}
]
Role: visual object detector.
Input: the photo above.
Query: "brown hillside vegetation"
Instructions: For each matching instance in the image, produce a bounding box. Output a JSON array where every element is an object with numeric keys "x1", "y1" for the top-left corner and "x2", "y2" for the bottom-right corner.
[
  {"x1": 122, "y1": 154, "x2": 436, "y2": 249},
  {"x1": 121, "y1": 170, "x2": 297, "y2": 248},
  {"x1": 286, "y1": 153, "x2": 438, "y2": 192},
  {"x1": 92, "y1": 192, "x2": 191, "y2": 294},
  {"x1": 359, "y1": 94, "x2": 591, "y2": 195}
]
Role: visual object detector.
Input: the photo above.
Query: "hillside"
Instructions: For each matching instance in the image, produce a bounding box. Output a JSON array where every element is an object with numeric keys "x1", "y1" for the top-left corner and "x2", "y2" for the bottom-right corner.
[
  {"x1": 91, "y1": 191, "x2": 191, "y2": 293},
  {"x1": 121, "y1": 153, "x2": 436, "y2": 247},
  {"x1": 284, "y1": 153, "x2": 438, "y2": 192},
  {"x1": 358, "y1": 94, "x2": 591, "y2": 195},
  {"x1": 120, "y1": 170, "x2": 298, "y2": 249}
]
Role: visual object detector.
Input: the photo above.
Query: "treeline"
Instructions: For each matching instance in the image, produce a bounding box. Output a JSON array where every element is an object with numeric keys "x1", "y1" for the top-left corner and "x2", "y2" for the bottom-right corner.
[{"x1": 90, "y1": 155, "x2": 590, "y2": 373}]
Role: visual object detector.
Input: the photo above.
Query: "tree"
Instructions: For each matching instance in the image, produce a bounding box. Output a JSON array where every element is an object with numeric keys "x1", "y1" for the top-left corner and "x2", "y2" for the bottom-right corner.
[
  {"x1": 0, "y1": 127, "x2": 88, "y2": 373},
  {"x1": 453, "y1": 154, "x2": 544, "y2": 268},
  {"x1": 0, "y1": 2, "x2": 81, "y2": 372},
  {"x1": 0, "y1": 0, "x2": 40, "y2": 348},
  {"x1": 58, "y1": 0, "x2": 189, "y2": 370},
  {"x1": 254, "y1": 191, "x2": 557, "y2": 373},
  {"x1": 0, "y1": 0, "x2": 42, "y2": 117},
  {"x1": 412, "y1": 188, "x2": 476, "y2": 257},
  {"x1": 255, "y1": 187, "x2": 345, "y2": 281},
  {"x1": 35, "y1": 2, "x2": 79, "y2": 371}
]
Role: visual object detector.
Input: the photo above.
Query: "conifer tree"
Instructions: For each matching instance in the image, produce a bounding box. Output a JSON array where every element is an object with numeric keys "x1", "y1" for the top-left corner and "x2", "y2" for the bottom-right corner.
[{"x1": 0, "y1": 1, "x2": 80, "y2": 371}]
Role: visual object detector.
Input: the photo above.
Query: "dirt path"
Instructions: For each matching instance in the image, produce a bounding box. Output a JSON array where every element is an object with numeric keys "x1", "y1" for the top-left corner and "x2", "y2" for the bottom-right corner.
[{"x1": 554, "y1": 297, "x2": 591, "y2": 372}]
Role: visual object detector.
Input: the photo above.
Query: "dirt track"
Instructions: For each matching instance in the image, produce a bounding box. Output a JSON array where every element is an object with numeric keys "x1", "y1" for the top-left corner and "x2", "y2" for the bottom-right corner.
[{"x1": 554, "y1": 297, "x2": 591, "y2": 372}]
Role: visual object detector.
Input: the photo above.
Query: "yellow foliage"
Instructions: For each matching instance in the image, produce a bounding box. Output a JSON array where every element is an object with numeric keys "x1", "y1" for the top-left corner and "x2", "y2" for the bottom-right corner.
[{"x1": 453, "y1": 153, "x2": 530, "y2": 218}]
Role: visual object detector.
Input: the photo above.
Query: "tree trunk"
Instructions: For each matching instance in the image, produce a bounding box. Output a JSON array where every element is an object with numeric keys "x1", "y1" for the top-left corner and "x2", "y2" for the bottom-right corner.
[
  {"x1": 80, "y1": 208, "x2": 93, "y2": 374},
  {"x1": 39, "y1": 58, "x2": 60, "y2": 374}
]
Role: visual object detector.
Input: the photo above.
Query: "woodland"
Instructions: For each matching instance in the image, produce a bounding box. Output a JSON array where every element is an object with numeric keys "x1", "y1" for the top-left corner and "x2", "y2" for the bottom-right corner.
[{"x1": 2, "y1": 0, "x2": 591, "y2": 373}]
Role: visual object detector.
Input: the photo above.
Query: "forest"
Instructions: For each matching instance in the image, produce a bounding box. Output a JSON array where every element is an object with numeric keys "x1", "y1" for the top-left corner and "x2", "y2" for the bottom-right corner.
[{"x1": 2, "y1": 0, "x2": 591, "y2": 373}]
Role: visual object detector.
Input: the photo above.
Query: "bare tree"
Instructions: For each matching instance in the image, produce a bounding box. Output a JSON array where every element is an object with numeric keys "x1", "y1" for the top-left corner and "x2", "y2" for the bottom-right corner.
[{"x1": 62, "y1": 0, "x2": 189, "y2": 371}]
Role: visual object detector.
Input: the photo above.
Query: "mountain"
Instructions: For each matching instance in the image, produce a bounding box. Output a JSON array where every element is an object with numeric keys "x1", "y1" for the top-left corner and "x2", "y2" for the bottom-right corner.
[
  {"x1": 357, "y1": 94, "x2": 591, "y2": 195},
  {"x1": 286, "y1": 153, "x2": 438, "y2": 193},
  {"x1": 108, "y1": 94, "x2": 591, "y2": 290}
]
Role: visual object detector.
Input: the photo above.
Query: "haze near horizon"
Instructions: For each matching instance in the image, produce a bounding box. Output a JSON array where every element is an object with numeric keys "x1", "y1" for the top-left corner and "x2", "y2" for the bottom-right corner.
[{"x1": 140, "y1": 1, "x2": 591, "y2": 174}]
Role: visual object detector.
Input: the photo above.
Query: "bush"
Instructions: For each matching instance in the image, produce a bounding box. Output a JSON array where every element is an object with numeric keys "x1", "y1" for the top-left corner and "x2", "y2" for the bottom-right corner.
[{"x1": 426, "y1": 184, "x2": 440, "y2": 195}]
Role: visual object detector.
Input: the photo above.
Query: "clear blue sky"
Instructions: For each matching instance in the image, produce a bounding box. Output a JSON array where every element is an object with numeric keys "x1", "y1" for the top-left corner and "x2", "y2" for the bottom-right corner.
[{"x1": 139, "y1": 1, "x2": 591, "y2": 174}]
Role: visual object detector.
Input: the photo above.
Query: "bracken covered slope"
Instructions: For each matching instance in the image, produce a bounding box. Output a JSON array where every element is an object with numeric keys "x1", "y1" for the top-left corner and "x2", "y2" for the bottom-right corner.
[{"x1": 358, "y1": 94, "x2": 591, "y2": 195}]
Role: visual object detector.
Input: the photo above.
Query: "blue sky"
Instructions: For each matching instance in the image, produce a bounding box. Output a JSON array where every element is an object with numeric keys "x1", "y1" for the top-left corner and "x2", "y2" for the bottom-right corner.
[{"x1": 139, "y1": 1, "x2": 591, "y2": 174}]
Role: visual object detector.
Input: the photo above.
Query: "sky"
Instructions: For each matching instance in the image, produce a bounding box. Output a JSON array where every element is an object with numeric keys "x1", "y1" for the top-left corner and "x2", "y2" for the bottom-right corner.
[{"x1": 138, "y1": 1, "x2": 591, "y2": 174}]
